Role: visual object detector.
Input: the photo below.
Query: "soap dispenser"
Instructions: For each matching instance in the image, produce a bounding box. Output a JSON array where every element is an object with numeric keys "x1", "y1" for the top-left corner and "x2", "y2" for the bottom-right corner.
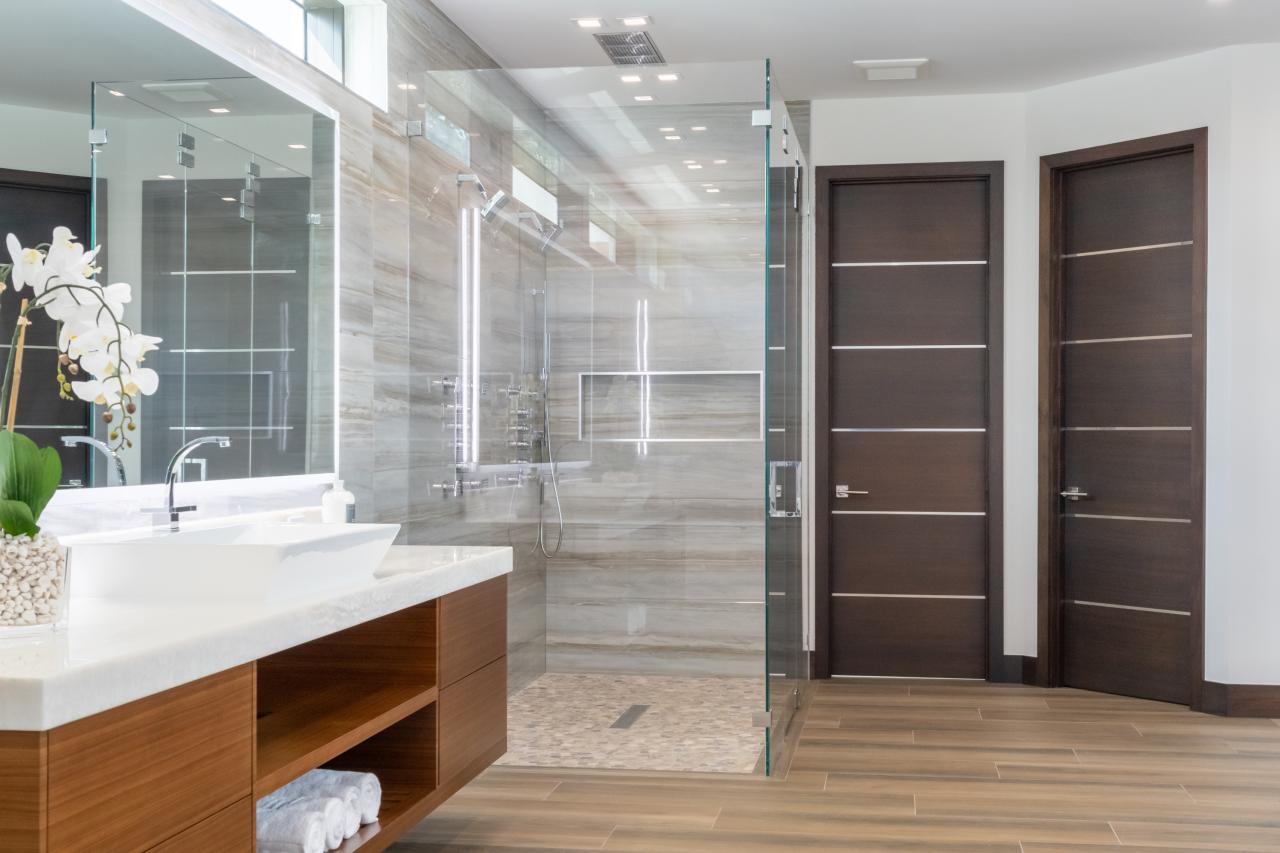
[{"x1": 322, "y1": 480, "x2": 356, "y2": 523}]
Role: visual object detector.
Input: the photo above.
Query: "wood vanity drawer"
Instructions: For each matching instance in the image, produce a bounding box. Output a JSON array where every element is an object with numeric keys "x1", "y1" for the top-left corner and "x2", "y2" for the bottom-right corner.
[
  {"x1": 438, "y1": 656, "x2": 507, "y2": 785},
  {"x1": 439, "y1": 576, "x2": 507, "y2": 687},
  {"x1": 47, "y1": 665, "x2": 253, "y2": 853},
  {"x1": 149, "y1": 797, "x2": 251, "y2": 853}
]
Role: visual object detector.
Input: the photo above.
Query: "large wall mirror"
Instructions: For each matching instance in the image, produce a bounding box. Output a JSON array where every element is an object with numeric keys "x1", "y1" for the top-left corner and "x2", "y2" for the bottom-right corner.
[{"x1": 0, "y1": 0, "x2": 336, "y2": 488}]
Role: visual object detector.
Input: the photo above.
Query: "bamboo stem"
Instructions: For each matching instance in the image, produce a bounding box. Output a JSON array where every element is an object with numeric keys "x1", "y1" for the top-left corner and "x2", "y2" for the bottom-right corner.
[{"x1": 6, "y1": 299, "x2": 29, "y2": 432}]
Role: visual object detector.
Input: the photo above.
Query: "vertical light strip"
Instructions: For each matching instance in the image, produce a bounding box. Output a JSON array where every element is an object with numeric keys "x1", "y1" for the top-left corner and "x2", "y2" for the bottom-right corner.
[
  {"x1": 469, "y1": 207, "x2": 482, "y2": 468},
  {"x1": 643, "y1": 298, "x2": 651, "y2": 448},
  {"x1": 457, "y1": 212, "x2": 472, "y2": 468}
]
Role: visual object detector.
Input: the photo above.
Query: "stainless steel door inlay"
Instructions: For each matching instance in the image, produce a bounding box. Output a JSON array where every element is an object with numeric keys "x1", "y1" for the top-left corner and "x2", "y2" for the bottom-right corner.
[{"x1": 1061, "y1": 240, "x2": 1192, "y2": 259}]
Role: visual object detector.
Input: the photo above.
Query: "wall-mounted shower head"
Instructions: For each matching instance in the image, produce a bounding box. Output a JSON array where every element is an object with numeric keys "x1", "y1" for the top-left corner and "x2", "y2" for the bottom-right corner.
[
  {"x1": 539, "y1": 222, "x2": 565, "y2": 253},
  {"x1": 480, "y1": 189, "x2": 510, "y2": 221},
  {"x1": 456, "y1": 172, "x2": 489, "y2": 197}
]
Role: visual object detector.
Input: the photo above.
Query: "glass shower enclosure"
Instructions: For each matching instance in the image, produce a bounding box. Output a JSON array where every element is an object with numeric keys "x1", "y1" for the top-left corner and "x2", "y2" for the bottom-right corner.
[{"x1": 414, "y1": 59, "x2": 805, "y2": 773}]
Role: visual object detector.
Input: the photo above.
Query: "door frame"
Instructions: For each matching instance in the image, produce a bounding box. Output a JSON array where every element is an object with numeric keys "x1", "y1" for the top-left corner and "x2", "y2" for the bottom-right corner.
[
  {"x1": 1036, "y1": 128, "x2": 1208, "y2": 708},
  {"x1": 813, "y1": 161, "x2": 1006, "y2": 680}
]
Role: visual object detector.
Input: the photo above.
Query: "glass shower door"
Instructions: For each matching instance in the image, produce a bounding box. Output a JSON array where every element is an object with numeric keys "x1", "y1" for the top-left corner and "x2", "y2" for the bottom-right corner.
[{"x1": 764, "y1": 68, "x2": 807, "y2": 774}]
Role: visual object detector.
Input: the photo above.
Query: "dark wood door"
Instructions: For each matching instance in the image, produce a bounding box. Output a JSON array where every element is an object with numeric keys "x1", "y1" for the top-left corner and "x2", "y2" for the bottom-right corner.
[
  {"x1": 1045, "y1": 136, "x2": 1204, "y2": 705},
  {"x1": 0, "y1": 169, "x2": 93, "y2": 485},
  {"x1": 821, "y1": 165, "x2": 1002, "y2": 679}
]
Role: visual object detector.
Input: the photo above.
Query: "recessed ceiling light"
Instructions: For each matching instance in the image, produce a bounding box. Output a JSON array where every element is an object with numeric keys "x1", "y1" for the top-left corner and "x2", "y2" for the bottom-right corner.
[
  {"x1": 690, "y1": 125, "x2": 707, "y2": 131},
  {"x1": 687, "y1": 164, "x2": 703, "y2": 170},
  {"x1": 220, "y1": 196, "x2": 236, "y2": 202},
  {"x1": 657, "y1": 73, "x2": 680, "y2": 82},
  {"x1": 157, "y1": 174, "x2": 176, "y2": 180},
  {"x1": 396, "y1": 82, "x2": 418, "y2": 91},
  {"x1": 713, "y1": 159, "x2": 728, "y2": 164},
  {"x1": 288, "y1": 143, "x2": 308, "y2": 150},
  {"x1": 208, "y1": 107, "x2": 230, "y2": 114},
  {"x1": 574, "y1": 17, "x2": 603, "y2": 28},
  {"x1": 107, "y1": 89, "x2": 125, "y2": 97},
  {"x1": 682, "y1": 159, "x2": 697, "y2": 164},
  {"x1": 620, "y1": 74, "x2": 643, "y2": 83},
  {"x1": 659, "y1": 126, "x2": 676, "y2": 132},
  {"x1": 852, "y1": 58, "x2": 930, "y2": 81},
  {"x1": 664, "y1": 135, "x2": 681, "y2": 141},
  {"x1": 634, "y1": 95, "x2": 654, "y2": 102},
  {"x1": 705, "y1": 188, "x2": 720, "y2": 193},
  {"x1": 620, "y1": 15, "x2": 650, "y2": 26},
  {"x1": 719, "y1": 202, "x2": 732, "y2": 207}
]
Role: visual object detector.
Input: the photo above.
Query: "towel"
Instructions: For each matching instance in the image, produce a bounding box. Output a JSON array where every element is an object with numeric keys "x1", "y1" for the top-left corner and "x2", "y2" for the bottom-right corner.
[
  {"x1": 289, "y1": 768, "x2": 382, "y2": 826},
  {"x1": 259, "y1": 795, "x2": 346, "y2": 850},
  {"x1": 255, "y1": 801, "x2": 327, "y2": 853}
]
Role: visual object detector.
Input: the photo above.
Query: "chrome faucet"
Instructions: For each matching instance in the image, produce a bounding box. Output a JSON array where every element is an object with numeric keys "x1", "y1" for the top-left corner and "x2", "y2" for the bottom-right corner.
[
  {"x1": 61, "y1": 435, "x2": 127, "y2": 487},
  {"x1": 144, "y1": 436, "x2": 231, "y2": 531}
]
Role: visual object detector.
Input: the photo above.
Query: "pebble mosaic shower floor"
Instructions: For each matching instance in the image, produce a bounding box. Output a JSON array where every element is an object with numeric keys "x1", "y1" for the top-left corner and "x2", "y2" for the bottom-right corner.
[{"x1": 496, "y1": 673, "x2": 764, "y2": 774}]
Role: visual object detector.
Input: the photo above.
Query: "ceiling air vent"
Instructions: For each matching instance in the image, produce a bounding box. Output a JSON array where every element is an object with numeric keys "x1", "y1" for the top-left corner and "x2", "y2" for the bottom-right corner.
[{"x1": 594, "y1": 31, "x2": 667, "y2": 66}]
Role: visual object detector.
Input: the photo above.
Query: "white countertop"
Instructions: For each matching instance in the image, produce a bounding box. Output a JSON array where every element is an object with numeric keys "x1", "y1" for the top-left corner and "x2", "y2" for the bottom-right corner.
[{"x1": 0, "y1": 545, "x2": 512, "y2": 731}]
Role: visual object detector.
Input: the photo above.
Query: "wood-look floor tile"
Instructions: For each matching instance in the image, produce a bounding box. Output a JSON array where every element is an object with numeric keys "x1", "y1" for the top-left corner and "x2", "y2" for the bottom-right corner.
[
  {"x1": 713, "y1": 808, "x2": 1117, "y2": 845},
  {"x1": 1018, "y1": 840, "x2": 1228, "y2": 845},
  {"x1": 996, "y1": 760, "x2": 1280, "y2": 789},
  {"x1": 547, "y1": 779, "x2": 914, "y2": 816},
  {"x1": 439, "y1": 793, "x2": 720, "y2": 829},
  {"x1": 1112, "y1": 820, "x2": 1280, "y2": 850},
  {"x1": 401, "y1": 813, "x2": 616, "y2": 850},
  {"x1": 792, "y1": 740, "x2": 1079, "y2": 777},
  {"x1": 605, "y1": 827, "x2": 1020, "y2": 852},
  {"x1": 1183, "y1": 784, "x2": 1280, "y2": 810}
]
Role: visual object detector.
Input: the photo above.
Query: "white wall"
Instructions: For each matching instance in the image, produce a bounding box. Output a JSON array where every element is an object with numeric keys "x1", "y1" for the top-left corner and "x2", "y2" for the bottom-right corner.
[{"x1": 812, "y1": 44, "x2": 1280, "y2": 683}]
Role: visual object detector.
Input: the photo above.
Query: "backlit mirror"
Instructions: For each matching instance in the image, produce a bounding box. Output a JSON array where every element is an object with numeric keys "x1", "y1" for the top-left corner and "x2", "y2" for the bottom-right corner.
[{"x1": 0, "y1": 0, "x2": 336, "y2": 487}]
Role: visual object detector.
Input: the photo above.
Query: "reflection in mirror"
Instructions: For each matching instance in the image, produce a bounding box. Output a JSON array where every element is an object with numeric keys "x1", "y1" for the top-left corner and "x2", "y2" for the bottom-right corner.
[{"x1": 0, "y1": 0, "x2": 335, "y2": 488}]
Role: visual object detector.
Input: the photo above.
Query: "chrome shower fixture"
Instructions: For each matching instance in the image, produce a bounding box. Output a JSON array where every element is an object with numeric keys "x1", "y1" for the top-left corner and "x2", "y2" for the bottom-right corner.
[
  {"x1": 456, "y1": 172, "x2": 489, "y2": 196},
  {"x1": 480, "y1": 189, "x2": 510, "y2": 221},
  {"x1": 539, "y1": 222, "x2": 565, "y2": 252}
]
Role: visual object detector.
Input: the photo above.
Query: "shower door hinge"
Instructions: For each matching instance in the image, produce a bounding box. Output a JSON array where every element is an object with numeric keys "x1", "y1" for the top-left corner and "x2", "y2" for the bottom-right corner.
[
  {"x1": 306, "y1": 212, "x2": 322, "y2": 226},
  {"x1": 177, "y1": 132, "x2": 196, "y2": 168},
  {"x1": 405, "y1": 120, "x2": 424, "y2": 138},
  {"x1": 88, "y1": 128, "x2": 109, "y2": 152},
  {"x1": 751, "y1": 710, "x2": 772, "y2": 728},
  {"x1": 751, "y1": 109, "x2": 772, "y2": 128}
]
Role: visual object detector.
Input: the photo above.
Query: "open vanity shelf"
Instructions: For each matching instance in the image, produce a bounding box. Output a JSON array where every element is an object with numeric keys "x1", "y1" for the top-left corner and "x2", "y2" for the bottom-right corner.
[{"x1": 0, "y1": 575, "x2": 508, "y2": 853}]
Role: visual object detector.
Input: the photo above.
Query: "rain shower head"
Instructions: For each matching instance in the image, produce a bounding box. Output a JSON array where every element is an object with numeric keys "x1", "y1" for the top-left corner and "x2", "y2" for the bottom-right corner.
[
  {"x1": 539, "y1": 222, "x2": 564, "y2": 252},
  {"x1": 480, "y1": 189, "x2": 510, "y2": 221}
]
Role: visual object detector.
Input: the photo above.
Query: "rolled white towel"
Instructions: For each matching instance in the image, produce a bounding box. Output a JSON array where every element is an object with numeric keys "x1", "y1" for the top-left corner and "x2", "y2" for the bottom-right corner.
[
  {"x1": 270, "y1": 774, "x2": 364, "y2": 835},
  {"x1": 256, "y1": 801, "x2": 327, "y2": 853},
  {"x1": 290, "y1": 769, "x2": 382, "y2": 826},
  {"x1": 259, "y1": 795, "x2": 345, "y2": 851}
]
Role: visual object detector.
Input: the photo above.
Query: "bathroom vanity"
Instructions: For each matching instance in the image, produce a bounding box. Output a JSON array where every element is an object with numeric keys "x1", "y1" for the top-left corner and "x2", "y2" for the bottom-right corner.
[{"x1": 0, "y1": 543, "x2": 512, "y2": 852}]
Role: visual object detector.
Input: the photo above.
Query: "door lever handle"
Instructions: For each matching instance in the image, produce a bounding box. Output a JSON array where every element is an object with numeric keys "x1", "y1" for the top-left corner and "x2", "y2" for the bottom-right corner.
[
  {"x1": 835, "y1": 485, "x2": 869, "y2": 499},
  {"x1": 1059, "y1": 486, "x2": 1090, "y2": 501}
]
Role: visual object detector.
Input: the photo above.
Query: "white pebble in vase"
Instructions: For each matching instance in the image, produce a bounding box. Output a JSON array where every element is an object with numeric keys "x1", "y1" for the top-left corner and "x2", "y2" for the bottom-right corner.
[{"x1": 0, "y1": 531, "x2": 68, "y2": 637}]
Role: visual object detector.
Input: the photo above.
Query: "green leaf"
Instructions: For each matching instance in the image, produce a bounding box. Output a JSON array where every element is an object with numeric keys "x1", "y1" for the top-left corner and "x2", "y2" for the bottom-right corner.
[
  {"x1": 0, "y1": 498, "x2": 38, "y2": 537},
  {"x1": 0, "y1": 430, "x2": 61, "y2": 533},
  {"x1": 28, "y1": 446, "x2": 60, "y2": 521}
]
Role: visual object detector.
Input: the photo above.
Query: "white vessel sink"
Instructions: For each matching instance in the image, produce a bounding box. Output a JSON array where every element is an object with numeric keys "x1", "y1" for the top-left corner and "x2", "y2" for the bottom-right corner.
[{"x1": 68, "y1": 523, "x2": 401, "y2": 604}]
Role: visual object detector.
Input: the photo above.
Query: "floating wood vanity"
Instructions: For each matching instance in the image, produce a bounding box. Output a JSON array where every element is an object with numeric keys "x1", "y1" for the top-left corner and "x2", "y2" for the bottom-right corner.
[{"x1": 0, "y1": 545, "x2": 511, "y2": 852}]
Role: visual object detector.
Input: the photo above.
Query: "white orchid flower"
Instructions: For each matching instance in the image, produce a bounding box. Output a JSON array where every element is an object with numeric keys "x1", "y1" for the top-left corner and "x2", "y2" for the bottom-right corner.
[
  {"x1": 5, "y1": 233, "x2": 52, "y2": 293},
  {"x1": 43, "y1": 227, "x2": 97, "y2": 279},
  {"x1": 119, "y1": 366, "x2": 159, "y2": 396},
  {"x1": 70, "y1": 377, "x2": 121, "y2": 407},
  {"x1": 99, "y1": 282, "x2": 131, "y2": 315},
  {"x1": 119, "y1": 331, "x2": 162, "y2": 365}
]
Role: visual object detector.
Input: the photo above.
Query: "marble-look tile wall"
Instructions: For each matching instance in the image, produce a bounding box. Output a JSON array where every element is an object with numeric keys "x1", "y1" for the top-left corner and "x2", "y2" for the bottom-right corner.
[{"x1": 129, "y1": 0, "x2": 547, "y2": 692}]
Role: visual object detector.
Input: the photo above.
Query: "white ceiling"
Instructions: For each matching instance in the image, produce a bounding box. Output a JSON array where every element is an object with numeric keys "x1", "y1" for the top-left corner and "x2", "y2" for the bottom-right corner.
[{"x1": 432, "y1": 0, "x2": 1280, "y2": 100}]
